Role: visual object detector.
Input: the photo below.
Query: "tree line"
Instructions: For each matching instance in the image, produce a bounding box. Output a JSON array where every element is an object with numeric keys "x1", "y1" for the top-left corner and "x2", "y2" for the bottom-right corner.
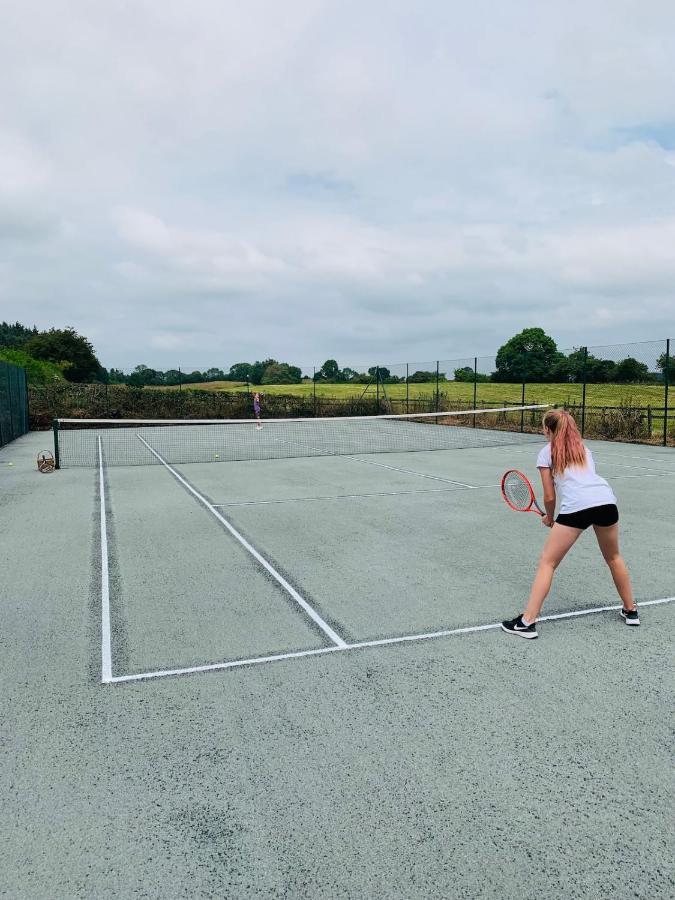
[{"x1": 1, "y1": 322, "x2": 672, "y2": 386}]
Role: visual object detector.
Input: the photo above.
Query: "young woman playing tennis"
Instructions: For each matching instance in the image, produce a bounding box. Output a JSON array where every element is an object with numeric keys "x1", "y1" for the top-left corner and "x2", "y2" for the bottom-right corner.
[{"x1": 502, "y1": 408, "x2": 639, "y2": 638}]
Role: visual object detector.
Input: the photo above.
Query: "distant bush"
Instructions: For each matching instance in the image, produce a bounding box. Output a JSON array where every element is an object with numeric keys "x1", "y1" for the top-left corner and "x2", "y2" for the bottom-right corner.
[
  {"x1": 0, "y1": 349, "x2": 65, "y2": 384},
  {"x1": 28, "y1": 383, "x2": 383, "y2": 429}
]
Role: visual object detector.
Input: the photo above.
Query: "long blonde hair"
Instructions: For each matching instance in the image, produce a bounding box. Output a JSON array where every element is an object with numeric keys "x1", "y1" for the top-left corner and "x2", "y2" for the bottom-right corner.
[{"x1": 543, "y1": 409, "x2": 586, "y2": 474}]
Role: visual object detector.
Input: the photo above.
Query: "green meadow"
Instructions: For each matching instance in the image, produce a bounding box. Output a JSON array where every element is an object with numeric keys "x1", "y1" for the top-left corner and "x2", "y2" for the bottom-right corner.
[{"x1": 161, "y1": 380, "x2": 669, "y2": 409}]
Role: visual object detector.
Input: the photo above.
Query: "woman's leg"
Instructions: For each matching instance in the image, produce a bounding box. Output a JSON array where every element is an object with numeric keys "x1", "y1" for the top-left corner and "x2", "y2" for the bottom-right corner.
[
  {"x1": 522, "y1": 524, "x2": 583, "y2": 622},
  {"x1": 592, "y1": 524, "x2": 636, "y2": 610}
]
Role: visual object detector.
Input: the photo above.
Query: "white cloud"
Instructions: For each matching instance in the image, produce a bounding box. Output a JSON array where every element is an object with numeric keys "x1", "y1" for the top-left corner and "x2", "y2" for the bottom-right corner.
[{"x1": 0, "y1": 0, "x2": 674, "y2": 369}]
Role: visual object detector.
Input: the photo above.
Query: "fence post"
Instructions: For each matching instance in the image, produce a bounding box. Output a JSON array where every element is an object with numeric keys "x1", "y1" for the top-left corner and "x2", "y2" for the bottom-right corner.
[
  {"x1": 376, "y1": 366, "x2": 380, "y2": 414},
  {"x1": 664, "y1": 338, "x2": 670, "y2": 447},
  {"x1": 472, "y1": 357, "x2": 477, "y2": 427},
  {"x1": 520, "y1": 353, "x2": 527, "y2": 433},
  {"x1": 313, "y1": 367, "x2": 317, "y2": 417},
  {"x1": 581, "y1": 347, "x2": 588, "y2": 437},
  {"x1": 405, "y1": 363, "x2": 409, "y2": 414},
  {"x1": 178, "y1": 367, "x2": 182, "y2": 392},
  {"x1": 435, "y1": 361, "x2": 440, "y2": 412}
]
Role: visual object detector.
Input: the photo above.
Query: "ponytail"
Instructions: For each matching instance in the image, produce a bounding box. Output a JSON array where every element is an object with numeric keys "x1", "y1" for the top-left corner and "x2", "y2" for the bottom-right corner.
[{"x1": 543, "y1": 409, "x2": 586, "y2": 474}]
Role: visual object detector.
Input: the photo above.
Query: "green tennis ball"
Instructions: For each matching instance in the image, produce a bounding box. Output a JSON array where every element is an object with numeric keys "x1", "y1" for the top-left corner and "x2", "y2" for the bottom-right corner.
[
  {"x1": 214, "y1": 454, "x2": 220, "y2": 459},
  {"x1": 8, "y1": 462, "x2": 13, "y2": 467}
]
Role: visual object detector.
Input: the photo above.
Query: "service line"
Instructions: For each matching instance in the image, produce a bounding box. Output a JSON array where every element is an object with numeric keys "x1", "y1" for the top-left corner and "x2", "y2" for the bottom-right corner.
[{"x1": 108, "y1": 596, "x2": 675, "y2": 684}]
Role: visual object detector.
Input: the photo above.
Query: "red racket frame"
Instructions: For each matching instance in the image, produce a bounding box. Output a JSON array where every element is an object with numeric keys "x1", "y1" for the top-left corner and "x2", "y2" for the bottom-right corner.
[{"x1": 501, "y1": 469, "x2": 545, "y2": 517}]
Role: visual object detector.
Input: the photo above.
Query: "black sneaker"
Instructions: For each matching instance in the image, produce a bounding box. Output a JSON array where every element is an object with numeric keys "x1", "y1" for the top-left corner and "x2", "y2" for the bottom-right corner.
[
  {"x1": 621, "y1": 607, "x2": 640, "y2": 626},
  {"x1": 501, "y1": 615, "x2": 538, "y2": 639}
]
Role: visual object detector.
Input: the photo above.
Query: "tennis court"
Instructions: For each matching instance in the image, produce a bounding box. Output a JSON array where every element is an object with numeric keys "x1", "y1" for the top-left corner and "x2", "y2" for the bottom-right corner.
[{"x1": 2, "y1": 409, "x2": 674, "y2": 898}]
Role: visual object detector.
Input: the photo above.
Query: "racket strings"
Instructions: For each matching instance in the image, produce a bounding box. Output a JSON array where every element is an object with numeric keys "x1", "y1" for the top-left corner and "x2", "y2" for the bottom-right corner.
[{"x1": 503, "y1": 472, "x2": 533, "y2": 510}]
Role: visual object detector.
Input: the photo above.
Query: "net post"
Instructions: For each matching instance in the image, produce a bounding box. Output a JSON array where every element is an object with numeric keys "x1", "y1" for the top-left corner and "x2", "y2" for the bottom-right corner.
[
  {"x1": 472, "y1": 357, "x2": 477, "y2": 427},
  {"x1": 406, "y1": 363, "x2": 409, "y2": 414},
  {"x1": 53, "y1": 418, "x2": 61, "y2": 469},
  {"x1": 581, "y1": 346, "x2": 588, "y2": 437},
  {"x1": 664, "y1": 338, "x2": 670, "y2": 447}
]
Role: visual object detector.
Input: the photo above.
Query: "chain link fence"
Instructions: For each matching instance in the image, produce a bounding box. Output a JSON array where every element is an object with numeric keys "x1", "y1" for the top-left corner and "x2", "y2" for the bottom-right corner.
[
  {"x1": 0, "y1": 359, "x2": 29, "y2": 448},
  {"x1": 28, "y1": 338, "x2": 674, "y2": 447}
]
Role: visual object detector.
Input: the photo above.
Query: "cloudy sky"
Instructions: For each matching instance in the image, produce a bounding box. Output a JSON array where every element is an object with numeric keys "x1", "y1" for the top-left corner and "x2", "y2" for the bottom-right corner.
[{"x1": 1, "y1": 0, "x2": 674, "y2": 373}]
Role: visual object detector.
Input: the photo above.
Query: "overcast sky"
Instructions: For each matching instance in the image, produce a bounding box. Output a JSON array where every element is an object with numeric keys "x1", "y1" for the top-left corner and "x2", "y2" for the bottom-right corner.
[{"x1": 1, "y1": 0, "x2": 674, "y2": 372}]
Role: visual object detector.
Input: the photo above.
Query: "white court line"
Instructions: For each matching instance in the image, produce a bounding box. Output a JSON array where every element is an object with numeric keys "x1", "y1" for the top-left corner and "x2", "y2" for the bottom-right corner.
[
  {"x1": 136, "y1": 435, "x2": 347, "y2": 649},
  {"x1": 345, "y1": 454, "x2": 477, "y2": 488},
  {"x1": 609, "y1": 471, "x2": 675, "y2": 481},
  {"x1": 98, "y1": 438, "x2": 113, "y2": 684},
  {"x1": 214, "y1": 486, "x2": 463, "y2": 507},
  {"x1": 214, "y1": 482, "x2": 506, "y2": 508},
  {"x1": 289, "y1": 438, "x2": 479, "y2": 488},
  {"x1": 108, "y1": 596, "x2": 675, "y2": 684},
  {"x1": 214, "y1": 468, "x2": 673, "y2": 510}
]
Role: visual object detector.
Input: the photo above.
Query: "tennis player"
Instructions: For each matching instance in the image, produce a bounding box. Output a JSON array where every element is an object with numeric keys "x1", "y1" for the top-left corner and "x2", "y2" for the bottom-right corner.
[
  {"x1": 253, "y1": 391, "x2": 262, "y2": 429},
  {"x1": 502, "y1": 408, "x2": 639, "y2": 638}
]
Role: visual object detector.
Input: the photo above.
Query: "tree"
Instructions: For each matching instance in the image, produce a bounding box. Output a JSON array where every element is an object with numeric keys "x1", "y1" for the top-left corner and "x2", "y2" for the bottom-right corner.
[
  {"x1": 261, "y1": 362, "x2": 302, "y2": 384},
  {"x1": 0, "y1": 321, "x2": 38, "y2": 349},
  {"x1": 586, "y1": 357, "x2": 617, "y2": 383},
  {"x1": 318, "y1": 359, "x2": 340, "y2": 381},
  {"x1": 127, "y1": 364, "x2": 163, "y2": 386},
  {"x1": 453, "y1": 366, "x2": 488, "y2": 383},
  {"x1": 228, "y1": 362, "x2": 253, "y2": 382},
  {"x1": 367, "y1": 366, "x2": 392, "y2": 381},
  {"x1": 204, "y1": 367, "x2": 226, "y2": 382},
  {"x1": 107, "y1": 368, "x2": 128, "y2": 384},
  {"x1": 248, "y1": 359, "x2": 277, "y2": 384},
  {"x1": 340, "y1": 367, "x2": 360, "y2": 382},
  {"x1": 493, "y1": 327, "x2": 558, "y2": 383},
  {"x1": 657, "y1": 351, "x2": 675, "y2": 383},
  {"x1": 0, "y1": 348, "x2": 65, "y2": 384},
  {"x1": 615, "y1": 357, "x2": 650, "y2": 383},
  {"x1": 24, "y1": 327, "x2": 104, "y2": 382},
  {"x1": 407, "y1": 370, "x2": 436, "y2": 383}
]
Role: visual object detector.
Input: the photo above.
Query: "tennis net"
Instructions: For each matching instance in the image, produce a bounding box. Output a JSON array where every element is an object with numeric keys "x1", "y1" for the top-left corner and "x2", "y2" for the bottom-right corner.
[{"x1": 53, "y1": 405, "x2": 548, "y2": 468}]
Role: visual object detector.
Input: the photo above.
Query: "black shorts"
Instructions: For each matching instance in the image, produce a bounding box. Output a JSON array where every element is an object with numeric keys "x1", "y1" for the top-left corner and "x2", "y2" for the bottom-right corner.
[{"x1": 556, "y1": 504, "x2": 619, "y2": 530}]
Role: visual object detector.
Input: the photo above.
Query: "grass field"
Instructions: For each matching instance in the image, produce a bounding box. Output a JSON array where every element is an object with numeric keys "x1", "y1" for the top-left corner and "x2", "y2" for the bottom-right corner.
[{"x1": 162, "y1": 380, "x2": 670, "y2": 408}]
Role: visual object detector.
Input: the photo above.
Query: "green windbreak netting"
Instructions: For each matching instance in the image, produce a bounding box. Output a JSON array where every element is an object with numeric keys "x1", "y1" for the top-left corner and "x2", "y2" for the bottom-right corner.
[{"x1": 0, "y1": 360, "x2": 29, "y2": 448}]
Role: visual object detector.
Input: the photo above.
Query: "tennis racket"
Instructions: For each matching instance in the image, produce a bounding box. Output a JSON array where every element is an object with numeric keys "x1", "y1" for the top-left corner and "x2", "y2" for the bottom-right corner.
[{"x1": 501, "y1": 470, "x2": 544, "y2": 517}]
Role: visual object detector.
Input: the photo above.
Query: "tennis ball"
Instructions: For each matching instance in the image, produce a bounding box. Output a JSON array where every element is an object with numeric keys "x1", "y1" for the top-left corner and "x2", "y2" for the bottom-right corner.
[{"x1": 214, "y1": 454, "x2": 220, "y2": 459}]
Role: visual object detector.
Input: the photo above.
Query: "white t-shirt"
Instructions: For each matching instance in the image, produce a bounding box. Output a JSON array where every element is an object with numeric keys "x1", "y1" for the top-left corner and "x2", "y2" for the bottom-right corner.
[{"x1": 536, "y1": 443, "x2": 616, "y2": 514}]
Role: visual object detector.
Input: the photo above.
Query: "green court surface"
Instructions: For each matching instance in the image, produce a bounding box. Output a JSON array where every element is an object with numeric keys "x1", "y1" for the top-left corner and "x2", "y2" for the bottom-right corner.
[{"x1": 1, "y1": 429, "x2": 673, "y2": 898}]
